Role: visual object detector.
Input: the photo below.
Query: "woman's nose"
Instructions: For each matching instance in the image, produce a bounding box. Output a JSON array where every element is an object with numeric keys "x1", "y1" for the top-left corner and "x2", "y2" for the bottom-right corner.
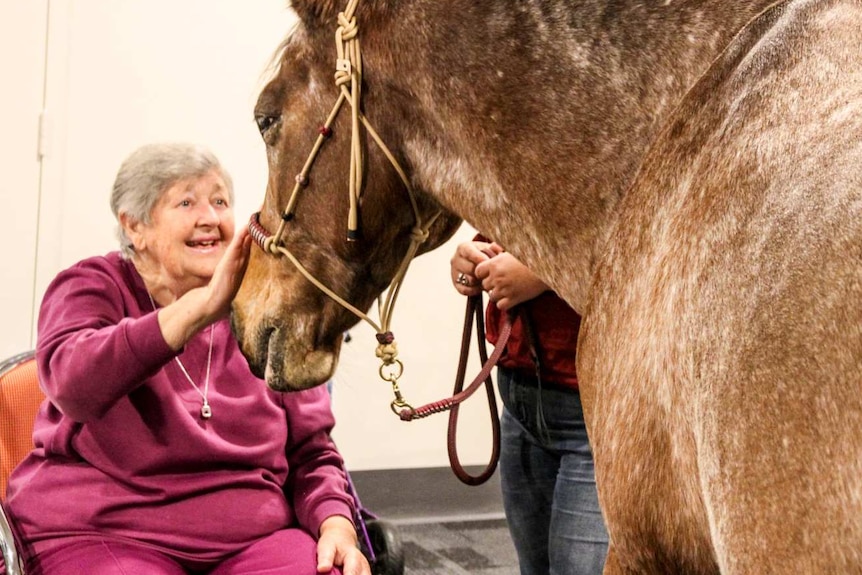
[{"x1": 197, "y1": 203, "x2": 220, "y2": 226}]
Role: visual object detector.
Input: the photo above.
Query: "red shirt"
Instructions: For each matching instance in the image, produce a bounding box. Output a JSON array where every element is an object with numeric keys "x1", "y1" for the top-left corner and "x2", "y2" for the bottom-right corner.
[{"x1": 485, "y1": 291, "x2": 581, "y2": 388}]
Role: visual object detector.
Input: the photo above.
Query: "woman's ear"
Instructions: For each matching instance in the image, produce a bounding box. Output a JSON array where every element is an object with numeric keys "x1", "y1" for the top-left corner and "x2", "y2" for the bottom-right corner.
[{"x1": 119, "y1": 212, "x2": 146, "y2": 252}]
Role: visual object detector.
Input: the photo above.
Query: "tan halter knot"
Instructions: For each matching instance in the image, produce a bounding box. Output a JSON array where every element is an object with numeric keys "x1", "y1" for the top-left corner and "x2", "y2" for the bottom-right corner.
[{"x1": 374, "y1": 331, "x2": 399, "y2": 365}]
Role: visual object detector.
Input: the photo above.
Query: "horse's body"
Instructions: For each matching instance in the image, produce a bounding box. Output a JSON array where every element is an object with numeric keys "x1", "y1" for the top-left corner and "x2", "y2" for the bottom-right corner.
[{"x1": 232, "y1": 0, "x2": 862, "y2": 572}]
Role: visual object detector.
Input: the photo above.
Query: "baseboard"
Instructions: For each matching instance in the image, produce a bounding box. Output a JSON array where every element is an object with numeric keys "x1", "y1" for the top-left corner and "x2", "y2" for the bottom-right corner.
[{"x1": 348, "y1": 466, "x2": 505, "y2": 524}]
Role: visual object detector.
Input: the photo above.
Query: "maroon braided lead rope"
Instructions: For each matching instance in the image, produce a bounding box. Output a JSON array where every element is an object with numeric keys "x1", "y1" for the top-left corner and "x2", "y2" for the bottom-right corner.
[
  {"x1": 397, "y1": 308, "x2": 510, "y2": 421},
  {"x1": 398, "y1": 295, "x2": 513, "y2": 485}
]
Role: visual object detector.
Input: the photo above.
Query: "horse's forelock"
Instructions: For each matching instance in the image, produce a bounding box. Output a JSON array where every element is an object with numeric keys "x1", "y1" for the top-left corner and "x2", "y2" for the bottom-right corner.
[
  {"x1": 271, "y1": 27, "x2": 296, "y2": 67},
  {"x1": 289, "y1": 0, "x2": 341, "y2": 25},
  {"x1": 289, "y1": 0, "x2": 394, "y2": 29},
  {"x1": 263, "y1": 23, "x2": 313, "y2": 86}
]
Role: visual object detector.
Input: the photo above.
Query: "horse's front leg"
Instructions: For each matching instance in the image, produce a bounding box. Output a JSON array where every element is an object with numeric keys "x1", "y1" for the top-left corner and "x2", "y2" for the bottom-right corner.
[{"x1": 602, "y1": 544, "x2": 627, "y2": 575}]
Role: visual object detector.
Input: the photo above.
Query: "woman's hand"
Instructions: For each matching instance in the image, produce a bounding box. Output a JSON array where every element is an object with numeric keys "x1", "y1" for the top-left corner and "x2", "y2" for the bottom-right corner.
[
  {"x1": 205, "y1": 224, "x2": 252, "y2": 320},
  {"x1": 317, "y1": 515, "x2": 371, "y2": 575},
  {"x1": 450, "y1": 240, "x2": 494, "y2": 296},
  {"x1": 475, "y1": 247, "x2": 549, "y2": 311},
  {"x1": 155, "y1": 226, "x2": 252, "y2": 350}
]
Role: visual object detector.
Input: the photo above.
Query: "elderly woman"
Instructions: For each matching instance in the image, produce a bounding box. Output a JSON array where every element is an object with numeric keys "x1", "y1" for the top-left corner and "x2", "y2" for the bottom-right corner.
[{"x1": 5, "y1": 143, "x2": 370, "y2": 575}]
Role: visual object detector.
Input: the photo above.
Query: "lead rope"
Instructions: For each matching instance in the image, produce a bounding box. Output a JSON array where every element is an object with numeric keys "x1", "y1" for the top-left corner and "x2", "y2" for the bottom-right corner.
[
  {"x1": 448, "y1": 294, "x2": 503, "y2": 485},
  {"x1": 250, "y1": 0, "x2": 443, "y2": 413},
  {"x1": 395, "y1": 294, "x2": 513, "y2": 485}
]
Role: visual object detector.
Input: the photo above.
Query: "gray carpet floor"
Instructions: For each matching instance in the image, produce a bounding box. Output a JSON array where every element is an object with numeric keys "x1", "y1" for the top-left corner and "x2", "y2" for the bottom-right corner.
[
  {"x1": 351, "y1": 467, "x2": 520, "y2": 574},
  {"x1": 396, "y1": 517, "x2": 519, "y2": 575}
]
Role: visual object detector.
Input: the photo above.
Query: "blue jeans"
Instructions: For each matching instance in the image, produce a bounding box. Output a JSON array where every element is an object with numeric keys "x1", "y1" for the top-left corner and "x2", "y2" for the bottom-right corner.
[{"x1": 498, "y1": 367, "x2": 608, "y2": 575}]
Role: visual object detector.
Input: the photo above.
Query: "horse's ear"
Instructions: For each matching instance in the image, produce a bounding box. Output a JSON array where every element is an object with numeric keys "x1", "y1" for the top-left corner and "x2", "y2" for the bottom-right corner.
[{"x1": 289, "y1": 0, "x2": 341, "y2": 26}]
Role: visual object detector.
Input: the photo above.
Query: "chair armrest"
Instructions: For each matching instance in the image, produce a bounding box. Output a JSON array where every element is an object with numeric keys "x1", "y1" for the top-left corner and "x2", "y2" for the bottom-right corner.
[{"x1": 0, "y1": 500, "x2": 25, "y2": 575}]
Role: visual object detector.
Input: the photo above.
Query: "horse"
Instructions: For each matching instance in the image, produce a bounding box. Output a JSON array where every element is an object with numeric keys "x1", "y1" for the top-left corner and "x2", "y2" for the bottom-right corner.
[{"x1": 231, "y1": 0, "x2": 862, "y2": 573}]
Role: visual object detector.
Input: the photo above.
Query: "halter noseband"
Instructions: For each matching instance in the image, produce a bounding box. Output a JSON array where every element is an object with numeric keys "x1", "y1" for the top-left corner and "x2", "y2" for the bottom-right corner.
[{"x1": 248, "y1": 0, "x2": 442, "y2": 413}]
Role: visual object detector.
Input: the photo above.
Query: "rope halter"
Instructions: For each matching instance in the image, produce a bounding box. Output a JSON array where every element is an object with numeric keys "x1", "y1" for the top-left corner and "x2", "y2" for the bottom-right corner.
[{"x1": 248, "y1": 0, "x2": 442, "y2": 413}]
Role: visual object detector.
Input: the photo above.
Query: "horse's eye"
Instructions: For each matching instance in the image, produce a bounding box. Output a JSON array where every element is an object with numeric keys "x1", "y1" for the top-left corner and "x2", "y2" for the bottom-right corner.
[{"x1": 255, "y1": 114, "x2": 280, "y2": 135}]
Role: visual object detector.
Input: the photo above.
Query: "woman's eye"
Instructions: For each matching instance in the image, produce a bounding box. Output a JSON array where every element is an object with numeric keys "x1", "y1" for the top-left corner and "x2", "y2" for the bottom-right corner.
[
  {"x1": 180, "y1": 200, "x2": 191, "y2": 207},
  {"x1": 215, "y1": 198, "x2": 227, "y2": 206}
]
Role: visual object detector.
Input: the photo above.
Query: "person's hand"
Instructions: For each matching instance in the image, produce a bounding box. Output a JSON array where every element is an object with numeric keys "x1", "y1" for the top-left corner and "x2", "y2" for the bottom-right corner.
[
  {"x1": 153, "y1": 225, "x2": 252, "y2": 350},
  {"x1": 316, "y1": 515, "x2": 371, "y2": 575},
  {"x1": 205, "y1": 224, "x2": 252, "y2": 320},
  {"x1": 475, "y1": 246, "x2": 549, "y2": 311},
  {"x1": 450, "y1": 240, "x2": 494, "y2": 296}
]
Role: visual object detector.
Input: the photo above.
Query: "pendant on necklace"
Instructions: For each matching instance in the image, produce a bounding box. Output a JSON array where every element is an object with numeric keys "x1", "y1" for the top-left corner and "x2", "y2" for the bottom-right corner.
[{"x1": 201, "y1": 402, "x2": 213, "y2": 419}]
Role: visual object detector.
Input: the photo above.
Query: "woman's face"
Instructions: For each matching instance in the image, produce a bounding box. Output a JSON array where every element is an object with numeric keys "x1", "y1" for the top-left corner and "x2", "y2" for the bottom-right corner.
[{"x1": 132, "y1": 169, "x2": 235, "y2": 292}]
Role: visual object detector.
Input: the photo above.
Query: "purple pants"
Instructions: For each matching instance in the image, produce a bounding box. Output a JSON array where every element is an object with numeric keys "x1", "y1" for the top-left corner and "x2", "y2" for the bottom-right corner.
[{"x1": 24, "y1": 528, "x2": 342, "y2": 575}]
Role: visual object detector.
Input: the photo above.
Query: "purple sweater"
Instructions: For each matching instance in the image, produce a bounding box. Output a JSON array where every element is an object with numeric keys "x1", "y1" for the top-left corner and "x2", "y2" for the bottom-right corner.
[{"x1": 6, "y1": 252, "x2": 354, "y2": 562}]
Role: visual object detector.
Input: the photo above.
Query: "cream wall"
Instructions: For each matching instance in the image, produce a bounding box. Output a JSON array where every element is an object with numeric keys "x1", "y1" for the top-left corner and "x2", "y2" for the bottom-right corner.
[
  {"x1": 1, "y1": 0, "x2": 494, "y2": 472},
  {"x1": 0, "y1": 1, "x2": 47, "y2": 358}
]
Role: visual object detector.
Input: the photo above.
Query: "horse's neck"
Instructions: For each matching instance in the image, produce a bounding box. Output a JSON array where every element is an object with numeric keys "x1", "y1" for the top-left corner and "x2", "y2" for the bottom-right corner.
[{"x1": 397, "y1": 0, "x2": 778, "y2": 311}]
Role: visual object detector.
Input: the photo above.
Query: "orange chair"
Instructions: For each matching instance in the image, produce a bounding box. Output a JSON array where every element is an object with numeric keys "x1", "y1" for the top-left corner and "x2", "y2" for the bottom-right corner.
[
  {"x1": 0, "y1": 353, "x2": 406, "y2": 575},
  {"x1": 0, "y1": 350, "x2": 42, "y2": 575}
]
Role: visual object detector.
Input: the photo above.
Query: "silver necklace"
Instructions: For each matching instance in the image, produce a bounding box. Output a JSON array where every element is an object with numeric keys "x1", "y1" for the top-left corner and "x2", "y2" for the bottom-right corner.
[{"x1": 148, "y1": 293, "x2": 214, "y2": 419}]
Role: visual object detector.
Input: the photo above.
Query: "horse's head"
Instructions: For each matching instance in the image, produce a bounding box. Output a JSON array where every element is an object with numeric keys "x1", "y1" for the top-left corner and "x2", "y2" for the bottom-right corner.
[{"x1": 232, "y1": 0, "x2": 462, "y2": 391}]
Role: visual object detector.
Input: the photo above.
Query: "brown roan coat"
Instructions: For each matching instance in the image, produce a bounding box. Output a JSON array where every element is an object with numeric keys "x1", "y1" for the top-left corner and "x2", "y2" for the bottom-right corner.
[{"x1": 232, "y1": 1, "x2": 862, "y2": 572}]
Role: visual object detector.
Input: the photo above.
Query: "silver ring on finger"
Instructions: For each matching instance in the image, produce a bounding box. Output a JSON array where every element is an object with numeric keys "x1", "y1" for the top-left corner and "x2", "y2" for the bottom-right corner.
[{"x1": 456, "y1": 272, "x2": 470, "y2": 286}]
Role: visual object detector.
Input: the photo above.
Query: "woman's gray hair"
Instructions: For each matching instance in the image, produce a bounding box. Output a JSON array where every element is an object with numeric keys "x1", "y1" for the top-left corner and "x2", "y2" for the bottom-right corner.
[{"x1": 110, "y1": 142, "x2": 235, "y2": 258}]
